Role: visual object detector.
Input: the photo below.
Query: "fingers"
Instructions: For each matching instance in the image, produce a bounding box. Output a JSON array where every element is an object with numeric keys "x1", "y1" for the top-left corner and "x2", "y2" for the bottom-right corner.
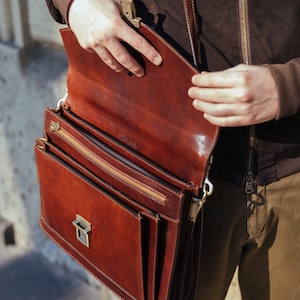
[
  {"x1": 68, "y1": 0, "x2": 162, "y2": 77},
  {"x1": 104, "y1": 25, "x2": 162, "y2": 77},
  {"x1": 188, "y1": 86, "x2": 244, "y2": 103},
  {"x1": 192, "y1": 99, "x2": 255, "y2": 126},
  {"x1": 79, "y1": 26, "x2": 147, "y2": 76},
  {"x1": 93, "y1": 39, "x2": 145, "y2": 76},
  {"x1": 119, "y1": 25, "x2": 163, "y2": 67},
  {"x1": 100, "y1": 23, "x2": 162, "y2": 77},
  {"x1": 192, "y1": 100, "x2": 250, "y2": 117},
  {"x1": 188, "y1": 65, "x2": 279, "y2": 127},
  {"x1": 191, "y1": 72, "x2": 229, "y2": 88},
  {"x1": 202, "y1": 114, "x2": 252, "y2": 127},
  {"x1": 191, "y1": 69, "x2": 245, "y2": 88}
]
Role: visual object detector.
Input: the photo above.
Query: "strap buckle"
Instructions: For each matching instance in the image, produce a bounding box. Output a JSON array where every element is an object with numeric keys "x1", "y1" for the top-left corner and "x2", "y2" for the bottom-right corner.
[{"x1": 120, "y1": 0, "x2": 141, "y2": 28}]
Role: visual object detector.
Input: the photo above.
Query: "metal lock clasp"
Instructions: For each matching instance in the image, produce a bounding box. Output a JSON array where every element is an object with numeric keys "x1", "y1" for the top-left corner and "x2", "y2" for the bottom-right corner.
[
  {"x1": 72, "y1": 215, "x2": 92, "y2": 247},
  {"x1": 120, "y1": 0, "x2": 141, "y2": 28}
]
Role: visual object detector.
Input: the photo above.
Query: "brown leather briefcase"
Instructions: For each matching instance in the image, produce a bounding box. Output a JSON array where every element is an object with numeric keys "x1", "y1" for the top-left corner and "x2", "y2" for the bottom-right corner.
[{"x1": 35, "y1": 2, "x2": 218, "y2": 299}]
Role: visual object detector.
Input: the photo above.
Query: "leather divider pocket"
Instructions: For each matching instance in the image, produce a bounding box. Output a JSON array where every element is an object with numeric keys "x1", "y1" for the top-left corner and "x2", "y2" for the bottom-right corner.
[
  {"x1": 35, "y1": 142, "x2": 159, "y2": 300},
  {"x1": 61, "y1": 108, "x2": 199, "y2": 194},
  {"x1": 44, "y1": 108, "x2": 185, "y2": 220},
  {"x1": 35, "y1": 107, "x2": 187, "y2": 299}
]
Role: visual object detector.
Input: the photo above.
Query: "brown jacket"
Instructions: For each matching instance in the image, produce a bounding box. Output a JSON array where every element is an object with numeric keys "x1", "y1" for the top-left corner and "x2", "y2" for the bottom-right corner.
[{"x1": 46, "y1": 0, "x2": 300, "y2": 185}]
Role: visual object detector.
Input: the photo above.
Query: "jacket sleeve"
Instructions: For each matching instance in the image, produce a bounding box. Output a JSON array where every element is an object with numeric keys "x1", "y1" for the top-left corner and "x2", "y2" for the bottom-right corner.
[
  {"x1": 45, "y1": 0, "x2": 73, "y2": 24},
  {"x1": 266, "y1": 58, "x2": 300, "y2": 119}
]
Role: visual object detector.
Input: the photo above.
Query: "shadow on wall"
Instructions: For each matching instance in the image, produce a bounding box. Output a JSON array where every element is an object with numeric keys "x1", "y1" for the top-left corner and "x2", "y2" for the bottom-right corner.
[
  {"x1": 0, "y1": 42, "x2": 68, "y2": 256},
  {"x1": 0, "y1": 249, "x2": 102, "y2": 300}
]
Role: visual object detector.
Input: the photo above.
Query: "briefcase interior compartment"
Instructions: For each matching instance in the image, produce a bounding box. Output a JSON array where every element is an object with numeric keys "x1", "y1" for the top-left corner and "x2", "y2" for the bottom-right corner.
[{"x1": 35, "y1": 107, "x2": 196, "y2": 300}]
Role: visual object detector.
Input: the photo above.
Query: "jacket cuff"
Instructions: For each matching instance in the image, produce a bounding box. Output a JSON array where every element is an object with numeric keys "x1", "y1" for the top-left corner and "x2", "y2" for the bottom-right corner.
[
  {"x1": 265, "y1": 58, "x2": 300, "y2": 119},
  {"x1": 45, "y1": 0, "x2": 74, "y2": 25}
]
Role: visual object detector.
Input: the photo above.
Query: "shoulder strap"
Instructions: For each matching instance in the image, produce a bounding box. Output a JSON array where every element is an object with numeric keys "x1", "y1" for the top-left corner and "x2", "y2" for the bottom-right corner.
[
  {"x1": 183, "y1": 0, "x2": 201, "y2": 69},
  {"x1": 122, "y1": 0, "x2": 201, "y2": 69}
]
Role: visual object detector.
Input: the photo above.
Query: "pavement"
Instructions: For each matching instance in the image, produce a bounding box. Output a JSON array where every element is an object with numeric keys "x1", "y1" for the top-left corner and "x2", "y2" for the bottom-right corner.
[
  {"x1": 0, "y1": 243, "x2": 240, "y2": 300},
  {"x1": 0, "y1": 41, "x2": 119, "y2": 300},
  {"x1": 0, "y1": 245, "x2": 115, "y2": 300}
]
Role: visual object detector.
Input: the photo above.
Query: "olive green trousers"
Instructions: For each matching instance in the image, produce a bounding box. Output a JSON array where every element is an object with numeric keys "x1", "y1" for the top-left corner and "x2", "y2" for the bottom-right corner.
[{"x1": 195, "y1": 172, "x2": 300, "y2": 300}]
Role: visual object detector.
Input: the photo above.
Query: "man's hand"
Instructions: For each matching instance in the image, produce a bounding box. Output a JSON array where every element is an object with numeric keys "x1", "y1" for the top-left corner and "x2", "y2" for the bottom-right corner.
[
  {"x1": 188, "y1": 64, "x2": 280, "y2": 127},
  {"x1": 68, "y1": 0, "x2": 162, "y2": 77}
]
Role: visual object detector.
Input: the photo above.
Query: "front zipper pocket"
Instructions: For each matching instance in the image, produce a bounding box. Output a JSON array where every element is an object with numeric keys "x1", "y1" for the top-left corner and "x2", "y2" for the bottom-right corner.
[
  {"x1": 49, "y1": 119, "x2": 168, "y2": 204},
  {"x1": 44, "y1": 108, "x2": 185, "y2": 220},
  {"x1": 35, "y1": 140, "x2": 160, "y2": 300},
  {"x1": 62, "y1": 108, "x2": 198, "y2": 192},
  {"x1": 35, "y1": 107, "x2": 191, "y2": 299}
]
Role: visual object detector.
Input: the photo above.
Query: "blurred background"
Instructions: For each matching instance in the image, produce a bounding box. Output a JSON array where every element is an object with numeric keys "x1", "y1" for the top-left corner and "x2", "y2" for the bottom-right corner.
[
  {"x1": 0, "y1": 1, "x2": 240, "y2": 299},
  {"x1": 0, "y1": 1, "x2": 116, "y2": 299}
]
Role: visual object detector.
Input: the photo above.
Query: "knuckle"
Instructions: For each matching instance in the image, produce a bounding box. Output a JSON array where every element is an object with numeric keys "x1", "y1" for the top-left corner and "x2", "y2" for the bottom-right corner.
[
  {"x1": 238, "y1": 71, "x2": 251, "y2": 85},
  {"x1": 240, "y1": 105, "x2": 252, "y2": 116},
  {"x1": 117, "y1": 52, "x2": 130, "y2": 66},
  {"x1": 243, "y1": 114, "x2": 255, "y2": 126},
  {"x1": 81, "y1": 36, "x2": 105, "y2": 50},
  {"x1": 205, "y1": 90, "x2": 218, "y2": 102},
  {"x1": 214, "y1": 106, "x2": 224, "y2": 116},
  {"x1": 129, "y1": 64, "x2": 142, "y2": 74},
  {"x1": 221, "y1": 120, "x2": 231, "y2": 127},
  {"x1": 132, "y1": 35, "x2": 146, "y2": 49},
  {"x1": 236, "y1": 87, "x2": 251, "y2": 103},
  {"x1": 97, "y1": 49, "x2": 118, "y2": 69},
  {"x1": 84, "y1": 26, "x2": 116, "y2": 49},
  {"x1": 102, "y1": 55, "x2": 114, "y2": 66}
]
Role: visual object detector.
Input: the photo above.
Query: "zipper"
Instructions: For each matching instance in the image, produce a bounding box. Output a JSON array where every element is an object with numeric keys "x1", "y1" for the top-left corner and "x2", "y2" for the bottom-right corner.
[
  {"x1": 62, "y1": 107, "x2": 193, "y2": 190},
  {"x1": 239, "y1": 0, "x2": 251, "y2": 65},
  {"x1": 239, "y1": 0, "x2": 256, "y2": 194},
  {"x1": 49, "y1": 121, "x2": 167, "y2": 204},
  {"x1": 244, "y1": 125, "x2": 256, "y2": 194}
]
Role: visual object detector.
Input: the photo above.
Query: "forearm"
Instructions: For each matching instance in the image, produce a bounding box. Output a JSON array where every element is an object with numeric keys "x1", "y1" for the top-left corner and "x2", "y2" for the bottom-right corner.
[
  {"x1": 266, "y1": 58, "x2": 300, "y2": 119},
  {"x1": 45, "y1": 0, "x2": 73, "y2": 24}
]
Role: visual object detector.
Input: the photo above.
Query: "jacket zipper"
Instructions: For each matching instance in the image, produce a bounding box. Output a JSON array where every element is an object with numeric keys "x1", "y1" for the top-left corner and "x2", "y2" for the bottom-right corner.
[
  {"x1": 245, "y1": 126, "x2": 256, "y2": 194},
  {"x1": 49, "y1": 121, "x2": 167, "y2": 203},
  {"x1": 239, "y1": 0, "x2": 256, "y2": 194},
  {"x1": 239, "y1": 0, "x2": 251, "y2": 65}
]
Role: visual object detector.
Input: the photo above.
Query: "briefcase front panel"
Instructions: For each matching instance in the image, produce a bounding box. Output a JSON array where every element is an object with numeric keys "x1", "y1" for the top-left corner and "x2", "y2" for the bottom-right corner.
[
  {"x1": 35, "y1": 108, "x2": 188, "y2": 299},
  {"x1": 36, "y1": 145, "x2": 150, "y2": 299}
]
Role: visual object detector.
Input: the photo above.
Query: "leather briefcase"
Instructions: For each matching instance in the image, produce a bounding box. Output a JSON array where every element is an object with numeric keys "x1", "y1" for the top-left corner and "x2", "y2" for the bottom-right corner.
[{"x1": 35, "y1": 1, "x2": 219, "y2": 299}]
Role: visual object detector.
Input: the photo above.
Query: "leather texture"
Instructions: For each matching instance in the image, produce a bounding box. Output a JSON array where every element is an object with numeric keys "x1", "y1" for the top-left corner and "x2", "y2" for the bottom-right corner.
[
  {"x1": 35, "y1": 21, "x2": 218, "y2": 300},
  {"x1": 62, "y1": 24, "x2": 218, "y2": 187}
]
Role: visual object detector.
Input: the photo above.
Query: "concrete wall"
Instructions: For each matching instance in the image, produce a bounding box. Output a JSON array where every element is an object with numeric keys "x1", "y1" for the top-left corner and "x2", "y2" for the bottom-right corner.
[
  {"x1": 0, "y1": 0, "x2": 65, "y2": 47},
  {"x1": 0, "y1": 1, "x2": 118, "y2": 299},
  {"x1": 0, "y1": 0, "x2": 64, "y2": 250}
]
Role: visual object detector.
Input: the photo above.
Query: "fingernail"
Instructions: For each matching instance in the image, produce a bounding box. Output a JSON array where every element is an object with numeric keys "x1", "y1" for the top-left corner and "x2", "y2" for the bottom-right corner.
[
  {"x1": 153, "y1": 55, "x2": 162, "y2": 65},
  {"x1": 192, "y1": 99, "x2": 197, "y2": 108},
  {"x1": 136, "y1": 70, "x2": 145, "y2": 78}
]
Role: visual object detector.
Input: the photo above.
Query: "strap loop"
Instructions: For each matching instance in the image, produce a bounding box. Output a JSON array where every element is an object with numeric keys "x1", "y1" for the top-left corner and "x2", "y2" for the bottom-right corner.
[{"x1": 183, "y1": 0, "x2": 201, "y2": 69}]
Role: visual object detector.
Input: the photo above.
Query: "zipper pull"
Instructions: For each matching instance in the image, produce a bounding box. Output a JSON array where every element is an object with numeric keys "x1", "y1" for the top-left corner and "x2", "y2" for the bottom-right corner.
[
  {"x1": 244, "y1": 170, "x2": 255, "y2": 194},
  {"x1": 50, "y1": 121, "x2": 61, "y2": 132}
]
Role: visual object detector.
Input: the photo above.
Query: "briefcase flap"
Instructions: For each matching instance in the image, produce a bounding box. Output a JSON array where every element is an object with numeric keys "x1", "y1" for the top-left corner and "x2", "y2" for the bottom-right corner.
[{"x1": 61, "y1": 24, "x2": 218, "y2": 187}]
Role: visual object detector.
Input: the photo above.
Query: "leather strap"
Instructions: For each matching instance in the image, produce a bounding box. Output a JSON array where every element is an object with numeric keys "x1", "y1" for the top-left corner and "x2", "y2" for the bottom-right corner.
[
  {"x1": 182, "y1": 5, "x2": 203, "y2": 298},
  {"x1": 183, "y1": 0, "x2": 201, "y2": 69}
]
